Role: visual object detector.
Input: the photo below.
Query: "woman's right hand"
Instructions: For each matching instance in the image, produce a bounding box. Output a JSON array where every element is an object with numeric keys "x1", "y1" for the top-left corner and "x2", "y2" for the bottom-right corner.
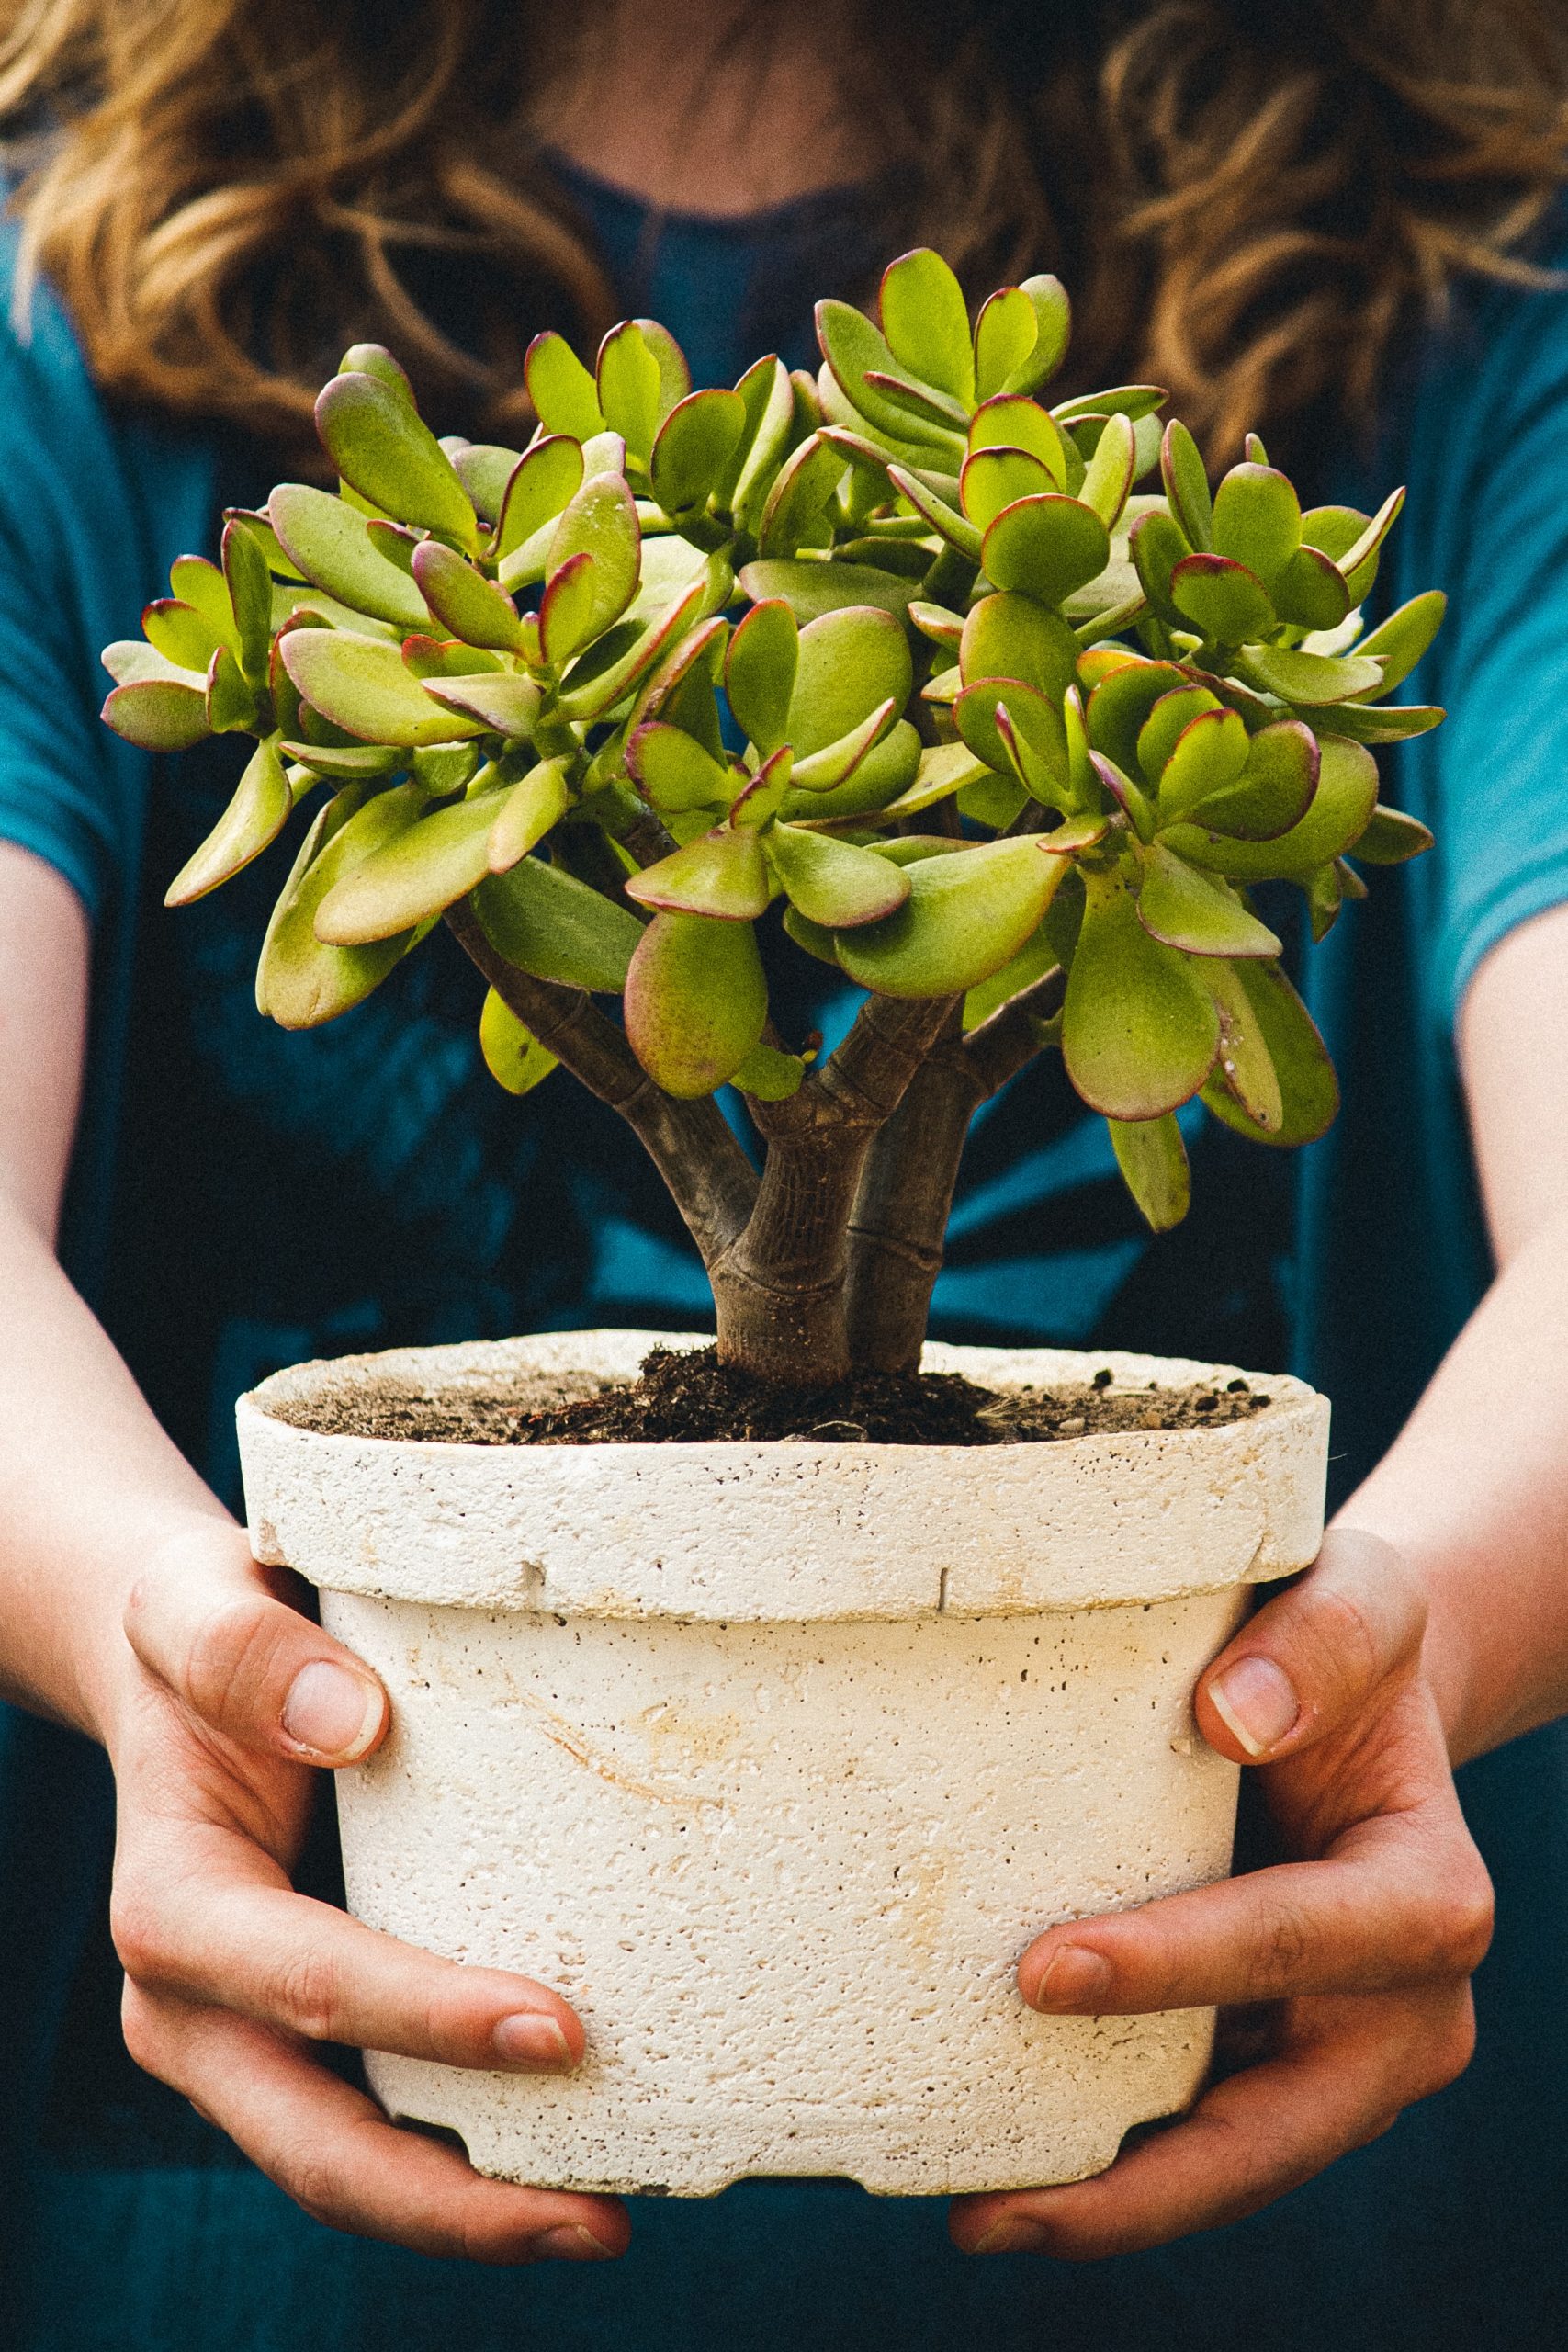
[{"x1": 106, "y1": 1523, "x2": 630, "y2": 2266}]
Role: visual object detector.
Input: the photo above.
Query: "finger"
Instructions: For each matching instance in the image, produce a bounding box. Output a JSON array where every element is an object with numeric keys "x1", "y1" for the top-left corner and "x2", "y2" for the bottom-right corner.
[
  {"x1": 1018, "y1": 1797, "x2": 1493, "y2": 2013},
  {"x1": 1194, "y1": 1526, "x2": 1425, "y2": 1764},
  {"x1": 951, "y1": 1982, "x2": 1475, "y2": 2259},
  {"x1": 114, "y1": 1849, "x2": 587, "y2": 2072},
  {"x1": 125, "y1": 1526, "x2": 388, "y2": 1766},
  {"x1": 121, "y1": 1983, "x2": 628, "y2": 2264}
]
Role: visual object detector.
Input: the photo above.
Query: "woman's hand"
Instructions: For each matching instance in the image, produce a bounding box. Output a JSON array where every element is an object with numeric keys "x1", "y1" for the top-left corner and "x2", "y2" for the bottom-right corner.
[
  {"x1": 106, "y1": 1525, "x2": 630, "y2": 2266},
  {"x1": 950, "y1": 1528, "x2": 1494, "y2": 2259}
]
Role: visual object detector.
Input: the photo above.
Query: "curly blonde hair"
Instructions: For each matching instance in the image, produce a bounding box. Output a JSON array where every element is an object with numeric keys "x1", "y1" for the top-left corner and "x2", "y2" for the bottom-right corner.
[{"x1": 2, "y1": 0, "x2": 1564, "y2": 460}]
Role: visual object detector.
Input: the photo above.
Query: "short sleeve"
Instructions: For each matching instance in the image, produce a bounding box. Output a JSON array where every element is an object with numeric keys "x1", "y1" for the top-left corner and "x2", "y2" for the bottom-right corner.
[
  {"x1": 1392, "y1": 261, "x2": 1568, "y2": 1026},
  {"x1": 0, "y1": 232, "x2": 214, "y2": 927}
]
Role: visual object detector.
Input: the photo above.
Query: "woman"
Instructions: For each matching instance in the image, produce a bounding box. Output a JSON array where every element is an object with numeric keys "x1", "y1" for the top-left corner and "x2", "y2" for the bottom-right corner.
[{"x1": 1, "y1": 1, "x2": 1566, "y2": 2344}]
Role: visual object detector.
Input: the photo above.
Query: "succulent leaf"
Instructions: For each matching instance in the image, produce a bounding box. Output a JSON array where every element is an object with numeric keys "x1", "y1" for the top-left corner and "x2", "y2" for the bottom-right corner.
[
  {"x1": 766, "y1": 823, "x2": 912, "y2": 929},
  {"x1": 165, "y1": 734, "x2": 293, "y2": 906},
  {"x1": 1062, "y1": 870, "x2": 1220, "y2": 1118},
  {"x1": 981, "y1": 494, "x2": 1111, "y2": 608},
  {"x1": 624, "y1": 910, "x2": 767, "y2": 1095},
  {"x1": 834, "y1": 836, "x2": 1066, "y2": 997},
  {"x1": 1110, "y1": 1113, "x2": 1191, "y2": 1232},
  {"x1": 280, "y1": 628, "x2": 482, "y2": 747},
  {"x1": 315, "y1": 371, "x2": 478, "y2": 550}
]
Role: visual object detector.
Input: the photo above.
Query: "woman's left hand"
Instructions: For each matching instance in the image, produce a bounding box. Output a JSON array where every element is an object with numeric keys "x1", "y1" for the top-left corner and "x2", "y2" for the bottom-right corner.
[{"x1": 949, "y1": 1528, "x2": 1495, "y2": 2259}]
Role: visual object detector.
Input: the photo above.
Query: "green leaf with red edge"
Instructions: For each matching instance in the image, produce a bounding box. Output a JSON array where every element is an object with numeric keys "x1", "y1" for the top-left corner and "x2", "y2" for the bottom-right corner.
[
  {"x1": 102, "y1": 673, "x2": 211, "y2": 751},
  {"x1": 1135, "y1": 686, "x2": 1224, "y2": 786},
  {"x1": 475, "y1": 854, "x2": 643, "y2": 992},
  {"x1": 1237, "y1": 643, "x2": 1383, "y2": 705},
  {"x1": 1085, "y1": 658, "x2": 1190, "y2": 773},
  {"x1": 206, "y1": 643, "x2": 260, "y2": 733},
  {"x1": 758, "y1": 434, "x2": 846, "y2": 557},
  {"x1": 789, "y1": 699, "x2": 896, "y2": 791},
  {"x1": 732, "y1": 1039, "x2": 808, "y2": 1100},
  {"x1": 1154, "y1": 705, "x2": 1249, "y2": 819},
  {"x1": 738, "y1": 556, "x2": 917, "y2": 625},
  {"x1": 170, "y1": 554, "x2": 241, "y2": 647},
  {"x1": 1062, "y1": 869, "x2": 1220, "y2": 1118},
  {"x1": 1272, "y1": 544, "x2": 1351, "y2": 633},
  {"x1": 423, "y1": 671, "x2": 542, "y2": 738},
  {"x1": 1134, "y1": 839, "x2": 1281, "y2": 957},
  {"x1": 143, "y1": 598, "x2": 225, "y2": 673},
  {"x1": 525, "y1": 331, "x2": 605, "y2": 440},
  {"x1": 766, "y1": 822, "x2": 911, "y2": 929},
  {"x1": 410, "y1": 539, "x2": 525, "y2": 653},
  {"x1": 954, "y1": 677, "x2": 1069, "y2": 805},
  {"x1": 1200, "y1": 956, "x2": 1337, "y2": 1145},
  {"x1": 1210, "y1": 461, "x2": 1300, "y2": 592},
  {"x1": 776, "y1": 719, "x2": 921, "y2": 822},
  {"x1": 314, "y1": 785, "x2": 513, "y2": 942},
  {"x1": 401, "y1": 635, "x2": 503, "y2": 681},
  {"x1": 967, "y1": 394, "x2": 1067, "y2": 481},
  {"x1": 880, "y1": 247, "x2": 976, "y2": 408},
  {"x1": 280, "y1": 628, "x2": 483, "y2": 747},
  {"x1": 268, "y1": 484, "x2": 430, "y2": 630},
  {"x1": 885, "y1": 463, "x2": 982, "y2": 560},
  {"x1": 973, "y1": 288, "x2": 1038, "y2": 404},
  {"x1": 834, "y1": 836, "x2": 1066, "y2": 998},
  {"x1": 538, "y1": 550, "x2": 600, "y2": 666},
  {"x1": 959, "y1": 593, "x2": 1079, "y2": 701},
  {"x1": 595, "y1": 322, "x2": 665, "y2": 465},
  {"x1": 625, "y1": 825, "x2": 771, "y2": 921},
  {"x1": 815, "y1": 299, "x2": 965, "y2": 457},
  {"x1": 1179, "y1": 718, "x2": 1319, "y2": 841},
  {"x1": 1352, "y1": 805, "x2": 1435, "y2": 865},
  {"x1": 1080, "y1": 413, "x2": 1136, "y2": 529},
  {"x1": 1202, "y1": 956, "x2": 1283, "y2": 1132},
  {"x1": 487, "y1": 757, "x2": 573, "y2": 873},
  {"x1": 315, "y1": 371, "x2": 478, "y2": 550},
  {"x1": 493, "y1": 435, "x2": 585, "y2": 565},
  {"x1": 165, "y1": 734, "x2": 293, "y2": 905},
  {"x1": 626, "y1": 720, "x2": 733, "y2": 813},
  {"x1": 981, "y1": 494, "x2": 1110, "y2": 608},
  {"x1": 1168, "y1": 732, "x2": 1378, "y2": 878},
  {"x1": 625, "y1": 910, "x2": 767, "y2": 1095},
  {"x1": 222, "y1": 514, "x2": 274, "y2": 682},
  {"x1": 1160, "y1": 419, "x2": 1212, "y2": 550},
  {"x1": 450, "y1": 443, "x2": 524, "y2": 524},
  {"x1": 547, "y1": 471, "x2": 641, "y2": 638},
  {"x1": 726, "y1": 599, "x2": 798, "y2": 756},
  {"x1": 785, "y1": 605, "x2": 912, "y2": 757},
  {"x1": 479, "y1": 989, "x2": 558, "y2": 1095},
  {"x1": 1288, "y1": 701, "x2": 1444, "y2": 745},
  {"x1": 1354, "y1": 593, "x2": 1446, "y2": 699},
  {"x1": 651, "y1": 387, "x2": 747, "y2": 515},
  {"x1": 1129, "y1": 507, "x2": 1190, "y2": 623},
  {"x1": 1170, "y1": 553, "x2": 1275, "y2": 645},
  {"x1": 960, "y1": 446, "x2": 1056, "y2": 531},
  {"x1": 996, "y1": 276, "x2": 1071, "y2": 398},
  {"x1": 1110, "y1": 1112, "x2": 1191, "y2": 1232},
  {"x1": 256, "y1": 783, "x2": 424, "y2": 1028},
  {"x1": 557, "y1": 562, "x2": 720, "y2": 725}
]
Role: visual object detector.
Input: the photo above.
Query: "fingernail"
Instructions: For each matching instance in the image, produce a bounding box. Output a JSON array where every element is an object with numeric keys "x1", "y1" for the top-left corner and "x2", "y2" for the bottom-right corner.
[
  {"x1": 1207, "y1": 1654, "x2": 1300, "y2": 1758},
  {"x1": 1029, "y1": 1945, "x2": 1113, "y2": 2012},
  {"x1": 973, "y1": 2216, "x2": 1055, "y2": 2256},
  {"x1": 493, "y1": 2013, "x2": 575, "y2": 2072},
  {"x1": 536, "y1": 2225, "x2": 615, "y2": 2262},
  {"x1": 281, "y1": 1661, "x2": 383, "y2": 1761}
]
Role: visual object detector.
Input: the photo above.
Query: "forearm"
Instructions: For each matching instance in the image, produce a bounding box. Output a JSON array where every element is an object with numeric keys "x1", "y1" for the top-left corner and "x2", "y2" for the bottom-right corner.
[
  {"x1": 1334, "y1": 1202, "x2": 1568, "y2": 1766},
  {"x1": 0, "y1": 1186, "x2": 233, "y2": 1742}
]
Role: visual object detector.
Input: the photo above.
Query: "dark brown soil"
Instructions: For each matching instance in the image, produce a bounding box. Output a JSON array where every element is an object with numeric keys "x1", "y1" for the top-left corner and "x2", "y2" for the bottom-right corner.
[{"x1": 276, "y1": 1344, "x2": 1273, "y2": 1448}]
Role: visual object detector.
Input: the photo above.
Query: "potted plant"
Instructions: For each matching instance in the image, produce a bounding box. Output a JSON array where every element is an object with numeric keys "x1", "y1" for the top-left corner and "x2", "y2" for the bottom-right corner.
[{"x1": 102, "y1": 248, "x2": 1441, "y2": 2199}]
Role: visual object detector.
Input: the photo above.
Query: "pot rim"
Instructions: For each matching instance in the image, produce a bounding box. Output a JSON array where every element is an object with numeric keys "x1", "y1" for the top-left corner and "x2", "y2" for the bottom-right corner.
[{"x1": 238, "y1": 1331, "x2": 1330, "y2": 1621}]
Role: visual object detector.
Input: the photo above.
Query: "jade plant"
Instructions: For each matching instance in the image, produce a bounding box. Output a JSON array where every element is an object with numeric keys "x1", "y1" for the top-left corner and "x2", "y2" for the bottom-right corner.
[{"x1": 101, "y1": 250, "x2": 1441, "y2": 1387}]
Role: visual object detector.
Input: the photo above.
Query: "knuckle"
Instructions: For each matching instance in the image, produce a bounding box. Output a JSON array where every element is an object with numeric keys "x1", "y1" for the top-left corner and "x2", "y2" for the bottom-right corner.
[
  {"x1": 110, "y1": 1883, "x2": 174, "y2": 1987},
  {"x1": 272, "y1": 1944, "x2": 347, "y2": 2043},
  {"x1": 118, "y1": 1981, "x2": 167, "y2": 2077},
  {"x1": 1248, "y1": 1898, "x2": 1313, "y2": 1996},
  {"x1": 1414, "y1": 1999, "x2": 1478, "y2": 2098},
  {"x1": 182, "y1": 1595, "x2": 289, "y2": 1726},
  {"x1": 277, "y1": 2143, "x2": 345, "y2": 2231},
  {"x1": 1428, "y1": 1865, "x2": 1495, "y2": 1977}
]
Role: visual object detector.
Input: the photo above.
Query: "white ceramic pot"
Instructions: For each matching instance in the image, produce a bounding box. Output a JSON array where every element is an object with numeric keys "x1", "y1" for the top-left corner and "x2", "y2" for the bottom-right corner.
[{"x1": 239, "y1": 1329, "x2": 1328, "y2": 2199}]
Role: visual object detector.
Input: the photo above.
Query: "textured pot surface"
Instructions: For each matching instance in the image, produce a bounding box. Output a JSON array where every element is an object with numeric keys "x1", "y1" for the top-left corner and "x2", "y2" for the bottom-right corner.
[{"x1": 240, "y1": 1331, "x2": 1329, "y2": 2197}]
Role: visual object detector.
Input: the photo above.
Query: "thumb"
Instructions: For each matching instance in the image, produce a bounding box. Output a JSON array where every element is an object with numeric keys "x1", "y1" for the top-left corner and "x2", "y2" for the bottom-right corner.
[
  {"x1": 1195, "y1": 1526, "x2": 1427, "y2": 1765},
  {"x1": 124, "y1": 1522, "x2": 389, "y2": 1767}
]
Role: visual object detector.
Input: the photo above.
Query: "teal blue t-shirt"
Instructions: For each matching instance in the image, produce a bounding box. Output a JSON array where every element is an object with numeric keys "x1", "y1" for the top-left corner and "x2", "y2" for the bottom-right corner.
[{"x1": 4, "y1": 175, "x2": 1568, "y2": 2349}]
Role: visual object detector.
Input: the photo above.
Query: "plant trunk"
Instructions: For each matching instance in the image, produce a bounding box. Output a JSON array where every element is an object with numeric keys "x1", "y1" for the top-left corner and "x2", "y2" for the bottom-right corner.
[
  {"x1": 708, "y1": 1126, "x2": 873, "y2": 1387},
  {"x1": 844, "y1": 1012, "x2": 981, "y2": 1374}
]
